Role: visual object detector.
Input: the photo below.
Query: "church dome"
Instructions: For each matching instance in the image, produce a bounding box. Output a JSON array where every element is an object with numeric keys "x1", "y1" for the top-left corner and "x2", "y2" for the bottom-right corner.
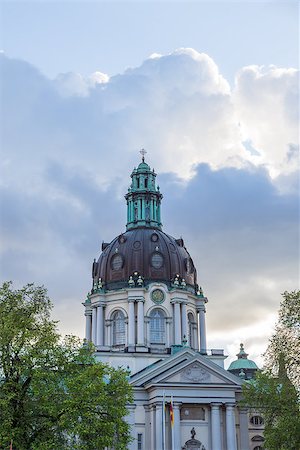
[
  {"x1": 93, "y1": 227, "x2": 198, "y2": 292},
  {"x1": 228, "y1": 343, "x2": 259, "y2": 380},
  {"x1": 91, "y1": 155, "x2": 199, "y2": 293}
]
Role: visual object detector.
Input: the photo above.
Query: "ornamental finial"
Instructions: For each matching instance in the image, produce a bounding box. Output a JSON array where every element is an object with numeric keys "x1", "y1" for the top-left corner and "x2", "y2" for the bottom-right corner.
[{"x1": 140, "y1": 148, "x2": 147, "y2": 162}]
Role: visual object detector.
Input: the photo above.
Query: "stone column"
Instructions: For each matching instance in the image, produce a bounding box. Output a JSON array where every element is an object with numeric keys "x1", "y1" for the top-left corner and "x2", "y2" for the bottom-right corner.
[
  {"x1": 145, "y1": 318, "x2": 150, "y2": 346},
  {"x1": 155, "y1": 403, "x2": 163, "y2": 450},
  {"x1": 211, "y1": 403, "x2": 222, "y2": 450},
  {"x1": 105, "y1": 319, "x2": 111, "y2": 347},
  {"x1": 173, "y1": 402, "x2": 181, "y2": 450},
  {"x1": 127, "y1": 404, "x2": 136, "y2": 450},
  {"x1": 137, "y1": 299, "x2": 145, "y2": 346},
  {"x1": 181, "y1": 303, "x2": 188, "y2": 343},
  {"x1": 144, "y1": 405, "x2": 151, "y2": 450},
  {"x1": 92, "y1": 307, "x2": 97, "y2": 345},
  {"x1": 198, "y1": 306, "x2": 207, "y2": 354},
  {"x1": 174, "y1": 302, "x2": 182, "y2": 345},
  {"x1": 239, "y1": 407, "x2": 250, "y2": 450},
  {"x1": 128, "y1": 299, "x2": 135, "y2": 348},
  {"x1": 150, "y1": 404, "x2": 156, "y2": 450},
  {"x1": 96, "y1": 304, "x2": 104, "y2": 346},
  {"x1": 166, "y1": 318, "x2": 172, "y2": 348},
  {"x1": 226, "y1": 403, "x2": 237, "y2": 450},
  {"x1": 85, "y1": 312, "x2": 92, "y2": 341}
]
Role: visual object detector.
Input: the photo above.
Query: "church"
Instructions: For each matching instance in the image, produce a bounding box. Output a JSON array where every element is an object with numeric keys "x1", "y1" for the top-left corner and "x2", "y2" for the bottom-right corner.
[{"x1": 83, "y1": 156, "x2": 263, "y2": 450}]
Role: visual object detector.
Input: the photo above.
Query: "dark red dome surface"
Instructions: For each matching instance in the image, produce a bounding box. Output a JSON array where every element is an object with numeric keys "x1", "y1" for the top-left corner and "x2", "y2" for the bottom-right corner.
[{"x1": 92, "y1": 227, "x2": 198, "y2": 292}]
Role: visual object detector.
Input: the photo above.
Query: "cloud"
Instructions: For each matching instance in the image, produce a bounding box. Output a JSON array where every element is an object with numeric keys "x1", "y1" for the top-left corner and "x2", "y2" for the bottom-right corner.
[
  {"x1": 234, "y1": 65, "x2": 299, "y2": 177},
  {"x1": 0, "y1": 49, "x2": 299, "y2": 361}
]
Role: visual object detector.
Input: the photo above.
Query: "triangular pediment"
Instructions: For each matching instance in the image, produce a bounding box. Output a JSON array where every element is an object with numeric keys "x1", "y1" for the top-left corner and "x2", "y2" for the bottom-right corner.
[{"x1": 130, "y1": 348, "x2": 243, "y2": 388}]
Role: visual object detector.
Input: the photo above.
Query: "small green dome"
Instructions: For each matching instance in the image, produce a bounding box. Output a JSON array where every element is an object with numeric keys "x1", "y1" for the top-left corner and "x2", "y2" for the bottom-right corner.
[
  {"x1": 228, "y1": 358, "x2": 258, "y2": 371},
  {"x1": 228, "y1": 343, "x2": 259, "y2": 372},
  {"x1": 137, "y1": 161, "x2": 151, "y2": 172}
]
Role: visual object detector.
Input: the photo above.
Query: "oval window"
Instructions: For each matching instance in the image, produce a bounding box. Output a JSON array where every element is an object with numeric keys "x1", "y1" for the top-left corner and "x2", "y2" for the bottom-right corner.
[{"x1": 151, "y1": 252, "x2": 163, "y2": 269}]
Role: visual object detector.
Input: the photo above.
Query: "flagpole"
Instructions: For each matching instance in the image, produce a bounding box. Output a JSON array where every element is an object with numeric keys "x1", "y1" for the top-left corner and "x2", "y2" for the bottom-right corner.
[
  {"x1": 162, "y1": 391, "x2": 166, "y2": 450},
  {"x1": 171, "y1": 395, "x2": 175, "y2": 450}
]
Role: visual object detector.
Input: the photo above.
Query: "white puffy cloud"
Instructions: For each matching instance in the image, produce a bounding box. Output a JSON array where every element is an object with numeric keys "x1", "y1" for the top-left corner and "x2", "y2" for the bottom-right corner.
[
  {"x1": 234, "y1": 65, "x2": 299, "y2": 177},
  {"x1": 0, "y1": 49, "x2": 299, "y2": 360},
  {"x1": 54, "y1": 71, "x2": 109, "y2": 97}
]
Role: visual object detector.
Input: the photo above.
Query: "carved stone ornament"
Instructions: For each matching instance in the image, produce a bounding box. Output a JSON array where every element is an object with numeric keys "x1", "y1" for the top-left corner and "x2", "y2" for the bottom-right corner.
[{"x1": 181, "y1": 363, "x2": 211, "y2": 382}]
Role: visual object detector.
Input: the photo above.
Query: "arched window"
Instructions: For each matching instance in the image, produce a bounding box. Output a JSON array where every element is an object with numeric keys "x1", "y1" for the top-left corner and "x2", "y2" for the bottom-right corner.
[
  {"x1": 253, "y1": 447, "x2": 263, "y2": 450},
  {"x1": 112, "y1": 310, "x2": 125, "y2": 346},
  {"x1": 188, "y1": 312, "x2": 195, "y2": 348},
  {"x1": 251, "y1": 435, "x2": 264, "y2": 442},
  {"x1": 150, "y1": 309, "x2": 165, "y2": 343},
  {"x1": 250, "y1": 415, "x2": 264, "y2": 426}
]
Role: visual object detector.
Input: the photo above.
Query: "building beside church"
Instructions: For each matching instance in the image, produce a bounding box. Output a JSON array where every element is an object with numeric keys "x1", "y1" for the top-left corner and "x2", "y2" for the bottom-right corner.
[{"x1": 83, "y1": 157, "x2": 261, "y2": 450}]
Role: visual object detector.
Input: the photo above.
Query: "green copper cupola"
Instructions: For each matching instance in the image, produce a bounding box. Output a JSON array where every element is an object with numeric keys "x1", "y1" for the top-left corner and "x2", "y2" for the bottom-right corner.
[{"x1": 125, "y1": 154, "x2": 163, "y2": 230}]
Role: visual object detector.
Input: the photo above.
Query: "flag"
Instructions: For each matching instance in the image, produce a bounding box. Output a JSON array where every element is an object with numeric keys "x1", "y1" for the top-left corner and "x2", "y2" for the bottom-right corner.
[{"x1": 169, "y1": 396, "x2": 174, "y2": 427}]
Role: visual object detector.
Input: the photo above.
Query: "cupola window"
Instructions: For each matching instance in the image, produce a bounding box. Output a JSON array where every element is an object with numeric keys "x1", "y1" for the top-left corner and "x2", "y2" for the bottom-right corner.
[
  {"x1": 150, "y1": 309, "x2": 165, "y2": 343},
  {"x1": 112, "y1": 310, "x2": 125, "y2": 346}
]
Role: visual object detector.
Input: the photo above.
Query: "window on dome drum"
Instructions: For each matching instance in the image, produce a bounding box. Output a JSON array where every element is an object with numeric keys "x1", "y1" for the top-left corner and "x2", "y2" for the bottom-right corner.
[
  {"x1": 145, "y1": 178, "x2": 148, "y2": 188},
  {"x1": 150, "y1": 309, "x2": 165, "y2": 343},
  {"x1": 250, "y1": 415, "x2": 264, "y2": 426},
  {"x1": 151, "y1": 252, "x2": 164, "y2": 269},
  {"x1": 112, "y1": 310, "x2": 125, "y2": 346}
]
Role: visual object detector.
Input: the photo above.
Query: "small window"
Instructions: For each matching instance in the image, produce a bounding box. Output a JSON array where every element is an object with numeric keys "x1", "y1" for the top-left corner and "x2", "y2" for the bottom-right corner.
[
  {"x1": 252, "y1": 435, "x2": 264, "y2": 442},
  {"x1": 137, "y1": 433, "x2": 143, "y2": 450},
  {"x1": 253, "y1": 447, "x2": 263, "y2": 450},
  {"x1": 137, "y1": 178, "x2": 140, "y2": 188},
  {"x1": 145, "y1": 178, "x2": 148, "y2": 188},
  {"x1": 250, "y1": 415, "x2": 264, "y2": 426}
]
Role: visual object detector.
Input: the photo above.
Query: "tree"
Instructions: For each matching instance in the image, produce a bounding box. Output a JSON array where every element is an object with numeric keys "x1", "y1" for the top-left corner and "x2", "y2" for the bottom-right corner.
[
  {"x1": 242, "y1": 290, "x2": 300, "y2": 450},
  {"x1": 0, "y1": 282, "x2": 133, "y2": 450}
]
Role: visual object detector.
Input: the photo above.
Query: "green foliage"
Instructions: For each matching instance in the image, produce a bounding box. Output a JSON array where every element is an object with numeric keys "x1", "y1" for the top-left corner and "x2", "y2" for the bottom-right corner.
[
  {"x1": 265, "y1": 290, "x2": 300, "y2": 390},
  {"x1": 0, "y1": 282, "x2": 133, "y2": 450},
  {"x1": 242, "y1": 290, "x2": 300, "y2": 450}
]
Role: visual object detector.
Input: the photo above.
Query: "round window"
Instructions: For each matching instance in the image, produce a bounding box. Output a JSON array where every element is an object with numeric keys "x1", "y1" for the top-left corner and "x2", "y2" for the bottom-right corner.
[
  {"x1": 151, "y1": 233, "x2": 159, "y2": 242},
  {"x1": 151, "y1": 252, "x2": 163, "y2": 269},
  {"x1": 151, "y1": 289, "x2": 165, "y2": 304},
  {"x1": 111, "y1": 254, "x2": 123, "y2": 270}
]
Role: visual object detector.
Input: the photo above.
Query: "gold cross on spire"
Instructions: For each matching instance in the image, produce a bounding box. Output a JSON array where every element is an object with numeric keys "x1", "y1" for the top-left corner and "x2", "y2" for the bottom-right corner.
[{"x1": 140, "y1": 148, "x2": 147, "y2": 162}]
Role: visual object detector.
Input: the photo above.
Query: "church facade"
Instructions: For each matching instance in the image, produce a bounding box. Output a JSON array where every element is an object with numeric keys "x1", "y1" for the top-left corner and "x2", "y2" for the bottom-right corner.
[{"x1": 83, "y1": 157, "x2": 258, "y2": 450}]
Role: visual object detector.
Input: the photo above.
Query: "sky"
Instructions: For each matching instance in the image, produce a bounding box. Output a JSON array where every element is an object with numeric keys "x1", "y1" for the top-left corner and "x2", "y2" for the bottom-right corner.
[{"x1": 0, "y1": 0, "x2": 299, "y2": 367}]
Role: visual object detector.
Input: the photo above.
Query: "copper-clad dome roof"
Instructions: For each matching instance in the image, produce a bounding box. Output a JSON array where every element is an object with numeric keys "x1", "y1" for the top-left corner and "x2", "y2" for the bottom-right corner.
[
  {"x1": 91, "y1": 156, "x2": 199, "y2": 293},
  {"x1": 92, "y1": 228, "x2": 198, "y2": 292}
]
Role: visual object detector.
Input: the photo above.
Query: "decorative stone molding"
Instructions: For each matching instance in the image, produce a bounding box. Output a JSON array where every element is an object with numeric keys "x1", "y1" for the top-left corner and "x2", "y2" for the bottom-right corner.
[{"x1": 181, "y1": 363, "x2": 211, "y2": 382}]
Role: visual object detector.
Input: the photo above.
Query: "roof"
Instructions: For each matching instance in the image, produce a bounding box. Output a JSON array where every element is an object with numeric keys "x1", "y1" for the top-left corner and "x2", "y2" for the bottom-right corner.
[{"x1": 228, "y1": 358, "x2": 258, "y2": 371}]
